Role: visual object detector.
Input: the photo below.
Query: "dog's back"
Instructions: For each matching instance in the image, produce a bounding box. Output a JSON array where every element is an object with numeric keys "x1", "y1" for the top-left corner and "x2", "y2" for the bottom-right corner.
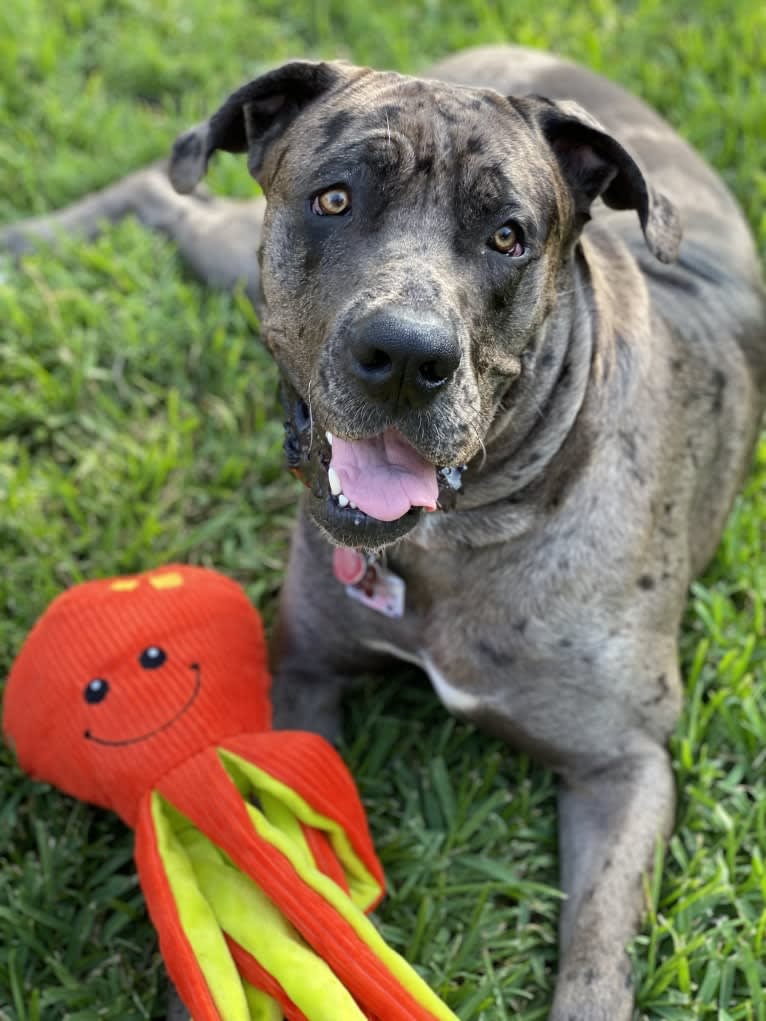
[{"x1": 431, "y1": 45, "x2": 766, "y2": 571}]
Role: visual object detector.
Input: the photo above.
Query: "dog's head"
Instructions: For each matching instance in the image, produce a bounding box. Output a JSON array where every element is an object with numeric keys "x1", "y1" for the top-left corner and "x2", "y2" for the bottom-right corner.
[{"x1": 171, "y1": 60, "x2": 680, "y2": 550}]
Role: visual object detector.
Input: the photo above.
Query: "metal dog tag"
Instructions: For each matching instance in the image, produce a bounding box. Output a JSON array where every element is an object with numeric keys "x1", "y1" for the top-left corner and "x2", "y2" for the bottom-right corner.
[
  {"x1": 346, "y1": 559, "x2": 406, "y2": 618},
  {"x1": 332, "y1": 548, "x2": 406, "y2": 618}
]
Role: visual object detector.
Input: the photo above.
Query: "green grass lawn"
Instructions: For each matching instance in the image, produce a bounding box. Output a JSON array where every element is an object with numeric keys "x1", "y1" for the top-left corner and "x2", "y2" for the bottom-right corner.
[{"x1": 1, "y1": 1, "x2": 765, "y2": 1018}]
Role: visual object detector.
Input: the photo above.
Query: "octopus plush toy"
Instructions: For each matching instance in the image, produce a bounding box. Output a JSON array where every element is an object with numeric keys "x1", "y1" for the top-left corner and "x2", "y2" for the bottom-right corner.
[{"x1": 3, "y1": 565, "x2": 458, "y2": 1021}]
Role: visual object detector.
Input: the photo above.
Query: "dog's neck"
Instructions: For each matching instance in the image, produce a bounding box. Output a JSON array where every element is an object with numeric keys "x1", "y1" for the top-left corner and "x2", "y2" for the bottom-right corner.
[{"x1": 409, "y1": 245, "x2": 602, "y2": 550}]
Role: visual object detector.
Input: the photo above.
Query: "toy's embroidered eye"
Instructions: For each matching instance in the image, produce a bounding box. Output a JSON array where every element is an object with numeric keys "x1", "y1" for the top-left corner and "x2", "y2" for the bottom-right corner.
[
  {"x1": 84, "y1": 678, "x2": 109, "y2": 704},
  {"x1": 139, "y1": 646, "x2": 167, "y2": 669}
]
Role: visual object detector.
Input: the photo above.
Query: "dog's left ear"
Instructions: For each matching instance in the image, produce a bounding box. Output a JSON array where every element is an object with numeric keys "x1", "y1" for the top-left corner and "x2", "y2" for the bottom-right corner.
[
  {"x1": 170, "y1": 61, "x2": 347, "y2": 194},
  {"x1": 511, "y1": 95, "x2": 682, "y2": 264}
]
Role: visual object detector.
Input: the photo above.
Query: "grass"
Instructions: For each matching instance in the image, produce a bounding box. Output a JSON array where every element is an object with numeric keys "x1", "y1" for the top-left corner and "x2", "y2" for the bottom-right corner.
[{"x1": 0, "y1": 0, "x2": 764, "y2": 1018}]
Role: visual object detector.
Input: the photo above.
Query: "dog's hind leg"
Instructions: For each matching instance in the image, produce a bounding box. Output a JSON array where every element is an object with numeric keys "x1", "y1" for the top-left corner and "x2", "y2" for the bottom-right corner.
[
  {"x1": 549, "y1": 738, "x2": 676, "y2": 1021},
  {"x1": 1, "y1": 165, "x2": 265, "y2": 305}
]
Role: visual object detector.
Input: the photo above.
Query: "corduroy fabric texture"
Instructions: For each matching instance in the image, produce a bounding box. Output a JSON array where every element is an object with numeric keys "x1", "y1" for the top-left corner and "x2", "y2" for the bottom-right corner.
[{"x1": 3, "y1": 566, "x2": 459, "y2": 1021}]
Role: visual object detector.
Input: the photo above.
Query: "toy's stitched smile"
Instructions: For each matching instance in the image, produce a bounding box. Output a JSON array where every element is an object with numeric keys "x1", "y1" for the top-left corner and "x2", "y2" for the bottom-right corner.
[{"x1": 83, "y1": 663, "x2": 201, "y2": 747}]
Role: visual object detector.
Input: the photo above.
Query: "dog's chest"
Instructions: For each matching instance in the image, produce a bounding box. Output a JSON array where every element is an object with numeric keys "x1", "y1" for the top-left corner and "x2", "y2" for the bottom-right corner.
[
  {"x1": 351, "y1": 535, "x2": 619, "y2": 722},
  {"x1": 361, "y1": 637, "x2": 484, "y2": 715}
]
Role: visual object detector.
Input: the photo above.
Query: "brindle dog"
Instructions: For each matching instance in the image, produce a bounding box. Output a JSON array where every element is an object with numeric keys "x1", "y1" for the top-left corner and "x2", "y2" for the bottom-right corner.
[{"x1": 5, "y1": 45, "x2": 765, "y2": 1021}]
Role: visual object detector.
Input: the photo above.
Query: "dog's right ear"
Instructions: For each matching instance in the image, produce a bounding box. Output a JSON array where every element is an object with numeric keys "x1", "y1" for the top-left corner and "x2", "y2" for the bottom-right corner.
[{"x1": 169, "y1": 61, "x2": 346, "y2": 194}]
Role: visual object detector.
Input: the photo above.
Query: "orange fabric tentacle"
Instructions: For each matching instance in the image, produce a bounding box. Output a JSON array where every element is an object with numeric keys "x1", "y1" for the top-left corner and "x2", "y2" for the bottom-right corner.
[
  {"x1": 223, "y1": 731, "x2": 385, "y2": 904},
  {"x1": 157, "y1": 748, "x2": 448, "y2": 1021},
  {"x1": 226, "y1": 937, "x2": 311, "y2": 1021},
  {"x1": 301, "y1": 824, "x2": 350, "y2": 893},
  {"x1": 134, "y1": 794, "x2": 224, "y2": 1021}
]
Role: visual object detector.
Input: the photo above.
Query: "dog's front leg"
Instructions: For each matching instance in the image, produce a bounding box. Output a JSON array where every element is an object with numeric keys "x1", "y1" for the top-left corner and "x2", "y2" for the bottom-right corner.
[
  {"x1": 549, "y1": 738, "x2": 675, "y2": 1021},
  {"x1": 268, "y1": 512, "x2": 381, "y2": 741}
]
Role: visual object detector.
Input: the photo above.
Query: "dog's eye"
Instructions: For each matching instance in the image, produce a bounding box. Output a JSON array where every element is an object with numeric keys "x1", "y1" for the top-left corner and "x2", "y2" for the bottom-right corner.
[
  {"x1": 311, "y1": 186, "x2": 351, "y2": 216},
  {"x1": 489, "y1": 222, "x2": 524, "y2": 257}
]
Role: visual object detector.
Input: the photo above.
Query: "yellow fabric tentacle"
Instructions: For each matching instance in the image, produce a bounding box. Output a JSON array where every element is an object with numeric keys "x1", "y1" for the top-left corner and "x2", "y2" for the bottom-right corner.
[
  {"x1": 151, "y1": 792, "x2": 254, "y2": 1021},
  {"x1": 155, "y1": 790, "x2": 369, "y2": 1021},
  {"x1": 218, "y1": 751, "x2": 459, "y2": 1021},
  {"x1": 218, "y1": 749, "x2": 382, "y2": 911},
  {"x1": 243, "y1": 982, "x2": 283, "y2": 1021},
  {"x1": 191, "y1": 851, "x2": 367, "y2": 1021}
]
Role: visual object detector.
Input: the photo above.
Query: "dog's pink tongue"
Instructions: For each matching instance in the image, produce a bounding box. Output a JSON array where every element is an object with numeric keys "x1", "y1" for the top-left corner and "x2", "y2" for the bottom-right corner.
[{"x1": 330, "y1": 430, "x2": 438, "y2": 522}]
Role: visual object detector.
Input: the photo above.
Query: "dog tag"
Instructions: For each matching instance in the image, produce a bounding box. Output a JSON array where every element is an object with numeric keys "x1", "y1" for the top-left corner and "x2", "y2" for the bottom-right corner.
[{"x1": 345, "y1": 558, "x2": 406, "y2": 618}]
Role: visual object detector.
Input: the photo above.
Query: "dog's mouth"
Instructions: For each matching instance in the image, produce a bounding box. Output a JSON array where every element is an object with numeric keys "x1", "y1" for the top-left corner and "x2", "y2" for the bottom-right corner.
[{"x1": 281, "y1": 379, "x2": 464, "y2": 550}]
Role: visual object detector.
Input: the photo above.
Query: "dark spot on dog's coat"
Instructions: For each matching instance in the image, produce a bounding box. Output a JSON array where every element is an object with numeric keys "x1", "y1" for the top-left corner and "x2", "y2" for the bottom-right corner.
[
  {"x1": 619, "y1": 428, "x2": 647, "y2": 484},
  {"x1": 637, "y1": 574, "x2": 655, "y2": 590},
  {"x1": 545, "y1": 408, "x2": 594, "y2": 510},
  {"x1": 477, "y1": 640, "x2": 513, "y2": 669},
  {"x1": 302, "y1": 245, "x2": 320, "y2": 276},
  {"x1": 619, "y1": 429, "x2": 637, "y2": 462},
  {"x1": 642, "y1": 672, "x2": 669, "y2": 707},
  {"x1": 711, "y1": 368, "x2": 727, "y2": 413},
  {"x1": 491, "y1": 290, "x2": 509, "y2": 313},
  {"x1": 321, "y1": 109, "x2": 353, "y2": 146}
]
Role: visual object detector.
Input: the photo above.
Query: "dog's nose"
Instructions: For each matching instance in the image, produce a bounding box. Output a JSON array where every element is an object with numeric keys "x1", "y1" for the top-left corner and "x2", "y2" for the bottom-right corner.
[{"x1": 348, "y1": 312, "x2": 461, "y2": 409}]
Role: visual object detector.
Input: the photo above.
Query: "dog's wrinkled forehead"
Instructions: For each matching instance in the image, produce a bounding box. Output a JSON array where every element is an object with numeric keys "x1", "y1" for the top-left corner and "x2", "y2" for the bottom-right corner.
[
  {"x1": 170, "y1": 59, "x2": 681, "y2": 264},
  {"x1": 266, "y1": 71, "x2": 558, "y2": 217}
]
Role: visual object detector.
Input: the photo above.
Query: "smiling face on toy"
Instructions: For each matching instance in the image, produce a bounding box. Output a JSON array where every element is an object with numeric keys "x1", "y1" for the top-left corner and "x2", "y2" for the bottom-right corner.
[
  {"x1": 4, "y1": 566, "x2": 271, "y2": 825},
  {"x1": 81, "y1": 641, "x2": 202, "y2": 748}
]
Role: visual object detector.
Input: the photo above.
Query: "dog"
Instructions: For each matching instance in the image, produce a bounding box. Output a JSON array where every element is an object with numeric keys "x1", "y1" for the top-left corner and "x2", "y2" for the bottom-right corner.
[{"x1": 5, "y1": 45, "x2": 765, "y2": 1021}]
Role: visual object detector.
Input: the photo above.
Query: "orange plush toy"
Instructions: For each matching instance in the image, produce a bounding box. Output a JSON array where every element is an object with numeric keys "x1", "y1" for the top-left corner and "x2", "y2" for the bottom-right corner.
[{"x1": 4, "y1": 565, "x2": 458, "y2": 1021}]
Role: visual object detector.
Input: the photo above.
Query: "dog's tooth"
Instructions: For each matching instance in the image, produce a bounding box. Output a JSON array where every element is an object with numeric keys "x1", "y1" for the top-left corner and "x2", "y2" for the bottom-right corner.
[
  {"x1": 325, "y1": 431, "x2": 333, "y2": 446},
  {"x1": 328, "y1": 467, "x2": 342, "y2": 496},
  {"x1": 349, "y1": 501, "x2": 357, "y2": 509},
  {"x1": 338, "y1": 494, "x2": 349, "y2": 508}
]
